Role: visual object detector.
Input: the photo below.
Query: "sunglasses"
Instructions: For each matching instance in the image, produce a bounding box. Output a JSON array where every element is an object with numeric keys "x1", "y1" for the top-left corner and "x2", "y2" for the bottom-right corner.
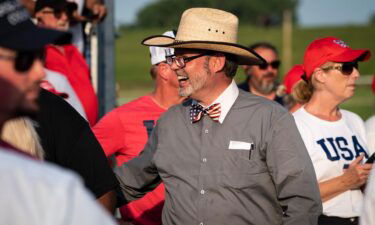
[
  {"x1": 0, "y1": 50, "x2": 45, "y2": 72},
  {"x1": 258, "y1": 60, "x2": 281, "y2": 70},
  {"x1": 321, "y1": 61, "x2": 359, "y2": 75}
]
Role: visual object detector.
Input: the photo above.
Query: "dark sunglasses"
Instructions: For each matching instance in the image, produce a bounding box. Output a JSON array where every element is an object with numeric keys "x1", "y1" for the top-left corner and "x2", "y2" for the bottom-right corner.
[
  {"x1": 0, "y1": 49, "x2": 45, "y2": 72},
  {"x1": 321, "y1": 61, "x2": 359, "y2": 75},
  {"x1": 258, "y1": 60, "x2": 281, "y2": 70}
]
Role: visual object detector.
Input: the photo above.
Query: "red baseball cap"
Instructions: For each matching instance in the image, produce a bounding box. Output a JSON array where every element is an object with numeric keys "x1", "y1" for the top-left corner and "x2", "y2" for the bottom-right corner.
[
  {"x1": 283, "y1": 65, "x2": 304, "y2": 94},
  {"x1": 303, "y1": 37, "x2": 371, "y2": 79},
  {"x1": 372, "y1": 75, "x2": 375, "y2": 93}
]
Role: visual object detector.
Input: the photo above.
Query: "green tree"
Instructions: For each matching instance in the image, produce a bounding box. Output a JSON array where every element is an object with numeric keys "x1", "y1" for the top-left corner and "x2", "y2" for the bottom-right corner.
[
  {"x1": 370, "y1": 12, "x2": 375, "y2": 24},
  {"x1": 136, "y1": 0, "x2": 298, "y2": 28}
]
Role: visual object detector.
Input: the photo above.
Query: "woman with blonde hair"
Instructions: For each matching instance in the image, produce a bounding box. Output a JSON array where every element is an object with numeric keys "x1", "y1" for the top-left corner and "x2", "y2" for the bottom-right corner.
[
  {"x1": 281, "y1": 64, "x2": 305, "y2": 112},
  {"x1": 293, "y1": 37, "x2": 373, "y2": 225},
  {"x1": 2, "y1": 118, "x2": 44, "y2": 160}
]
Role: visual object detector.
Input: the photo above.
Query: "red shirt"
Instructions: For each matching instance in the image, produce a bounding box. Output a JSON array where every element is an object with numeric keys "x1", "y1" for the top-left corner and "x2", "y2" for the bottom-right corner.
[
  {"x1": 45, "y1": 45, "x2": 98, "y2": 126},
  {"x1": 93, "y1": 95, "x2": 166, "y2": 225}
]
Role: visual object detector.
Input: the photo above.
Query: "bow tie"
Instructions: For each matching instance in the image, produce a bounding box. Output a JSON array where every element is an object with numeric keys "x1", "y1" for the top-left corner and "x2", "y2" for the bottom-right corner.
[{"x1": 190, "y1": 103, "x2": 221, "y2": 123}]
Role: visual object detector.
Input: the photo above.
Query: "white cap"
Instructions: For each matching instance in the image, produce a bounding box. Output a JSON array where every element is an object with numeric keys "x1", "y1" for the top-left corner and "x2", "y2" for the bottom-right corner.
[{"x1": 149, "y1": 30, "x2": 175, "y2": 65}]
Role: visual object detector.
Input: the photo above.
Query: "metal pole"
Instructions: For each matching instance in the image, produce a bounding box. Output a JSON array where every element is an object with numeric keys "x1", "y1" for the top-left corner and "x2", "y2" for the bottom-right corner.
[
  {"x1": 97, "y1": 0, "x2": 116, "y2": 117},
  {"x1": 282, "y1": 9, "x2": 293, "y2": 75}
]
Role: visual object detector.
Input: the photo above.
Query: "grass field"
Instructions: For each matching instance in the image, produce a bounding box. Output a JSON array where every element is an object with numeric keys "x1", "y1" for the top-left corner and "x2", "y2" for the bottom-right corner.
[{"x1": 115, "y1": 25, "x2": 375, "y2": 120}]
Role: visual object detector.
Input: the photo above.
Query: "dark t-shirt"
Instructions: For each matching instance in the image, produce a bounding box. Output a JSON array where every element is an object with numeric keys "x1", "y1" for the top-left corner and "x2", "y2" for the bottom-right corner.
[
  {"x1": 237, "y1": 80, "x2": 285, "y2": 106},
  {"x1": 34, "y1": 89, "x2": 118, "y2": 198}
]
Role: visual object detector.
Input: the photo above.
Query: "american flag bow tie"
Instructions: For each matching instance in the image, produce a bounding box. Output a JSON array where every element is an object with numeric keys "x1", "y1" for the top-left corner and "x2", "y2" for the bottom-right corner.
[{"x1": 190, "y1": 103, "x2": 221, "y2": 123}]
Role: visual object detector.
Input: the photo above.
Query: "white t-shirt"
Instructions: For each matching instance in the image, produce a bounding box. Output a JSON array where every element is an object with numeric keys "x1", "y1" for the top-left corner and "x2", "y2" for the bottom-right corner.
[
  {"x1": 360, "y1": 166, "x2": 375, "y2": 225},
  {"x1": 0, "y1": 148, "x2": 116, "y2": 225},
  {"x1": 293, "y1": 107, "x2": 371, "y2": 218},
  {"x1": 365, "y1": 115, "x2": 375, "y2": 153}
]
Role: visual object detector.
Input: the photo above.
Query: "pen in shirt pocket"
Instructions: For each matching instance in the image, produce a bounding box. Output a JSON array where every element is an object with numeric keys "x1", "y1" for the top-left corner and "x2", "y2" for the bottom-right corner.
[{"x1": 249, "y1": 143, "x2": 254, "y2": 159}]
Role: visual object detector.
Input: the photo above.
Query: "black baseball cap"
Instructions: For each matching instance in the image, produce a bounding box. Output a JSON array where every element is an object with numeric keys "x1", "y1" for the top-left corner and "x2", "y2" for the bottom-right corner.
[
  {"x1": 35, "y1": 0, "x2": 70, "y2": 13},
  {"x1": 0, "y1": 0, "x2": 71, "y2": 51}
]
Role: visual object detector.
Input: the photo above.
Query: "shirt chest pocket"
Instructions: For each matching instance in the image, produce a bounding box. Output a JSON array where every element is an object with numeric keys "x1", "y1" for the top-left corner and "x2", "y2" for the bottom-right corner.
[{"x1": 220, "y1": 142, "x2": 268, "y2": 189}]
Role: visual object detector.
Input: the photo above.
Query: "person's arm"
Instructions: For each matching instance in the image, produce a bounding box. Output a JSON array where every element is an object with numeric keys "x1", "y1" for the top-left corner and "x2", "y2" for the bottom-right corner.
[
  {"x1": 68, "y1": 125, "x2": 119, "y2": 212},
  {"x1": 35, "y1": 90, "x2": 119, "y2": 213},
  {"x1": 115, "y1": 122, "x2": 161, "y2": 204},
  {"x1": 319, "y1": 154, "x2": 372, "y2": 202},
  {"x1": 97, "y1": 190, "x2": 117, "y2": 214},
  {"x1": 265, "y1": 109, "x2": 322, "y2": 225}
]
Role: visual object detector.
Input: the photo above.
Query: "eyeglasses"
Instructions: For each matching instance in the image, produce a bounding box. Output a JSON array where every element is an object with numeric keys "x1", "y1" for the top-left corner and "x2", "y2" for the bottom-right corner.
[
  {"x1": 0, "y1": 50, "x2": 45, "y2": 72},
  {"x1": 321, "y1": 62, "x2": 358, "y2": 75},
  {"x1": 40, "y1": 9, "x2": 66, "y2": 19},
  {"x1": 258, "y1": 60, "x2": 281, "y2": 70},
  {"x1": 166, "y1": 53, "x2": 210, "y2": 68}
]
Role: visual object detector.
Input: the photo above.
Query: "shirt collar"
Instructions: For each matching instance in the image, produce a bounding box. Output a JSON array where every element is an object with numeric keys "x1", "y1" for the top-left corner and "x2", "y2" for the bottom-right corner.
[{"x1": 192, "y1": 79, "x2": 239, "y2": 124}]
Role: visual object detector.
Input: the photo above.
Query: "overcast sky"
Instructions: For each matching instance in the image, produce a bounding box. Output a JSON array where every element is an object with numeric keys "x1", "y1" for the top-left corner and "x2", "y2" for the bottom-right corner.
[{"x1": 114, "y1": 0, "x2": 375, "y2": 27}]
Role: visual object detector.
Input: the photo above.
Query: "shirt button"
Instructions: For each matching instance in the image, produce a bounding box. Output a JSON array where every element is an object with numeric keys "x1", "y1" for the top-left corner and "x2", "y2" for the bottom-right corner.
[
  {"x1": 200, "y1": 189, "x2": 205, "y2": 195},
  {"x1": 204, "y1": 129, "x2": 208, "y2": 134},
  {"x1": 202, "y1": 158, "x2": 207, "y2": 163}
]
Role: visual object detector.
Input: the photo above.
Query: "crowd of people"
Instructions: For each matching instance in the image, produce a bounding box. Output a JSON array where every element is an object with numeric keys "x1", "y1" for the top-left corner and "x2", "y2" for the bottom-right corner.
[{"x1": 0, "y1": 0, "x2": 374, "y2": 225}]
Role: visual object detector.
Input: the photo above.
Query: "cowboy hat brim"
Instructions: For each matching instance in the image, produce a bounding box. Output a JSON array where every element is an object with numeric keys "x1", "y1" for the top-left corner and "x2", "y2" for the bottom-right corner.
[{"x1": 142, "y1": 35, "x2": 266, "y2": 65}]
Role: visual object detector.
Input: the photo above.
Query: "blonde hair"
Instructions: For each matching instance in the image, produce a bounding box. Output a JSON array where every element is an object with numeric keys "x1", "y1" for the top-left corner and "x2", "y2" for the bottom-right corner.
[
  {"x1": 292, "y1": 80, "x2": 314, "y2": 104},
  {"x1": 293, "y1": 61, "x2": 336, "y2": 103},
  {"x1": 2, "y1": 117, "x2": 44, "y2": 160}
]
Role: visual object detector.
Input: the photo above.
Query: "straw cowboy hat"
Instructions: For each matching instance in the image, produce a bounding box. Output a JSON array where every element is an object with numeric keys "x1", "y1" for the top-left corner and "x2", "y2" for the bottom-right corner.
[{"x1": 142, "y1": 8, "x2": 266, "y2": 65}]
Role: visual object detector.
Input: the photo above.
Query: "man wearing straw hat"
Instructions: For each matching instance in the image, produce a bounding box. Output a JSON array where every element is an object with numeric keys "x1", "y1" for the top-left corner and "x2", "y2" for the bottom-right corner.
[{"x1": 115, "y1": 8, "x2": 322, "y2": 225}]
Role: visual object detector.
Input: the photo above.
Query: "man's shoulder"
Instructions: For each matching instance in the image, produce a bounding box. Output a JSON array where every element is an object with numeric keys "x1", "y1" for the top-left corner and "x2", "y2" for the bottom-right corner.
[
  {"x1": 235, "y1": 90, "x2": 287, "y2": 113},
  {"x1": 37, "y1": 89, "x2": 86, "y2": 126},
  {"x1": 0, "y1": 149, "x2": 116, "y2": 225},
  {"x1": 0, "y1": 149, "x2": 81, "y2": 189}
]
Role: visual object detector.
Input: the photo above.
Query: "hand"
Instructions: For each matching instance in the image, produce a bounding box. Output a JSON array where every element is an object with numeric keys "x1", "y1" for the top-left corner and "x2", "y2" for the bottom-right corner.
[
  {"x1": 69, "y1": 9, "x2": 87, "y2": 24},
  {"x1": 91, "y1": 3, "x2": 107, "y2": 22},
  {"x1": 341, "y1": 154, "x2": 373, "y2": 190}
]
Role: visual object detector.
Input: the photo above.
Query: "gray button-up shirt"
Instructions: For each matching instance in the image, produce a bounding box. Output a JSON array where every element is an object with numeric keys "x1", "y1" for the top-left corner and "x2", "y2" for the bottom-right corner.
[{"x1": 116, "y1": 90, "x2": 322, "y2": 225}]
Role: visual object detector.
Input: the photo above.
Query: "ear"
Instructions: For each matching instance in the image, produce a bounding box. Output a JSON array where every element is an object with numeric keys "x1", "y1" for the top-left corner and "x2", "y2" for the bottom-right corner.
[
  {"x1": 35, "y1": 11, "x2": 44, "y2": 23},
  {"x1": 312, "y1": 67, "x2": 327, "y2": 84},
  {"x1": 242, "y1": 65, "x2": 250, "y2": 75},
  {"x1": 209, "y1": 53, "x2": 226, "y2": 73},
  {"x1": 157, "y1": 63, "x2": 169, "y2": 81}
]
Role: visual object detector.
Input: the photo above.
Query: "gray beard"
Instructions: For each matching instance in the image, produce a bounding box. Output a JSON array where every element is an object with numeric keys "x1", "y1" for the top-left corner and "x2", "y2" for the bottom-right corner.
[{"x1": 251, "y1": 80, "x2": 275, "y2": 95}]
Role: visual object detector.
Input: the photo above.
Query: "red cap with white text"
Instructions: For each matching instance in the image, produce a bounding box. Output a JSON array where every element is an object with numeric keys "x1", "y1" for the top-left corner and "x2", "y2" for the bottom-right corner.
[{"x1": 303, "y1": 37, "x2": 371, "y2": 79}]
